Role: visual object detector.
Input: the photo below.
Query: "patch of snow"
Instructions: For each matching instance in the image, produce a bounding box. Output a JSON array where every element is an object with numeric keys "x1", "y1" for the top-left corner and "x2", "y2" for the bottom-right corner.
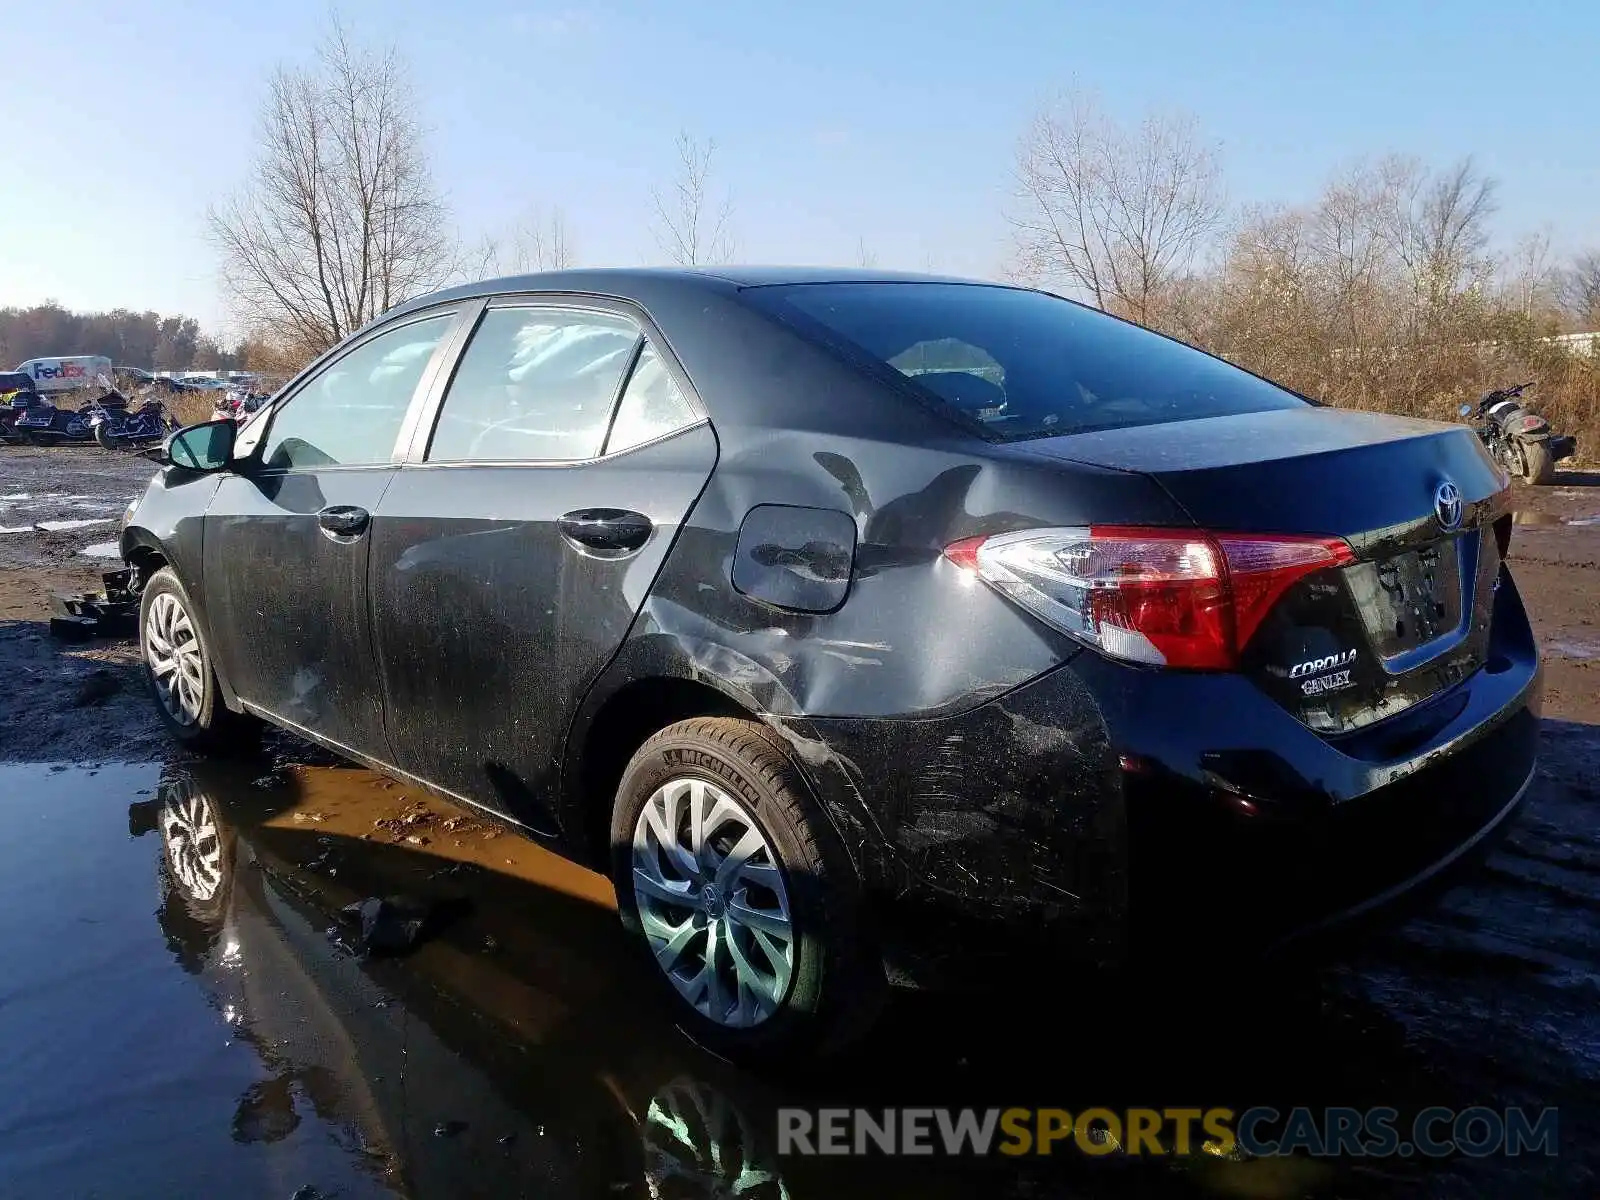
[
  {"x1": 80, "y1": 541, "x2": 122, "y2": 559},
  {"x1": 33, "y1": 518, "x2": 114, "y2": 532},
  {"x1": 1548, "y1": 639, "x2": 1600, "y2": 661}
]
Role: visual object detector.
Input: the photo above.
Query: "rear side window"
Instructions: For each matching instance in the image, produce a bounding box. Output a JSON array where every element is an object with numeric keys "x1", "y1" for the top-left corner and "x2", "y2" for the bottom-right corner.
[
  {"x1": 603, "y1": 342, "x2": 699, "y2": 454},
  {"x1": 746, "y1": 282, "x2": 1306, "y2": 441},
  {"x1": 428, "y1": 307, "x2": 638, "y2": 462}
]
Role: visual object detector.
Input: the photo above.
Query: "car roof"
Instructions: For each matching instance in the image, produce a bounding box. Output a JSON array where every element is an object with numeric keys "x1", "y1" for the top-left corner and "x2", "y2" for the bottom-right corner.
[{"x1": 382, "y1": 265, "x2": 1019, "y2": 324}]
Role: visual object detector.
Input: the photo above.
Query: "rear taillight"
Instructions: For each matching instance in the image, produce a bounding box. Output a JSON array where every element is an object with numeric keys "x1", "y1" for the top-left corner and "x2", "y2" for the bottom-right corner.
[{"x1": 943, "y1": 526, "x2": 1353, "y2": 669}]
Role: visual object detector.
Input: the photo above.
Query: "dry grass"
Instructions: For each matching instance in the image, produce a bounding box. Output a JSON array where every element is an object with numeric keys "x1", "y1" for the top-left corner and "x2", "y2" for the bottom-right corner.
[{"x1": 166, "y1": 390, "x2": 222, "y2": 428}]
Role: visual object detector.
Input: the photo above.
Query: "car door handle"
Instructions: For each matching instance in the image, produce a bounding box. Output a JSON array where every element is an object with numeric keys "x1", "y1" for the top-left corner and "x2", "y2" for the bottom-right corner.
[
  {"x1": 317, "y1": 504, "x2": 369, "y2": 538},
  {"x1": 557, "y1": 508, "x2": 653, "y2": 553}
]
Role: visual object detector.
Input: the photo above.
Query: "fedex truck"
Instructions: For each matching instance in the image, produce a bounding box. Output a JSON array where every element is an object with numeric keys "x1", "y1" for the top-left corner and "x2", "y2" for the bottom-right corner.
[{"x1": 13, "y1": 355, "x2": 113, "y2": 394}]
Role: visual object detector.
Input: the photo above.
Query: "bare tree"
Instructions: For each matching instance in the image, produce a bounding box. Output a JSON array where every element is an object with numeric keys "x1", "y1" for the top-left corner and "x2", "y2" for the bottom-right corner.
[
  {"x1": 650, "y1": 132, "x2": 736, "y2": 265},
  {"x1": 856, "y1": 236, "x2": 878, "y2": 268},
  {"x1": 209, "y1": 19, "x2": 454, "y2": 358},
  {"x1": 475, "y1": 204, "x2": 578, "y2": 276},
  {"x1": 1309, "y1": 158, "x2": 1401, "y2": 345},
  {"x1": 523, "y1": 206, "x2": 576, "y2": 271},
  {"x1": 1385, "y1": 155, "x2": 1498, "y2": 311},
  {"x1": 1009, "y1": 92, "x2": 1225, "y2": 324},
  {"x1": 1502, "y1": 229, "x2": 1558, "y2": 320},
  {"x1": 1559, "y1": 249, "x2": 1600, "y2": 328}
]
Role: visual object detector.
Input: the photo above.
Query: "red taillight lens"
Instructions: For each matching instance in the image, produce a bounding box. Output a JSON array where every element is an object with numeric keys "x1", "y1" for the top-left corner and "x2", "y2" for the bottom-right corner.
[
  {"x1": 1215, "y1": 534, "x2": 1354, "y2": 651},
  {"x1": 943, "y1": 525, "x2": 1353, "y2": 669}
]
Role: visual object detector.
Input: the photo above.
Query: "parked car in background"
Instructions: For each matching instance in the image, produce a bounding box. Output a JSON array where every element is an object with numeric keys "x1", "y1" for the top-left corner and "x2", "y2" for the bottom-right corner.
[
  {"x1": 118, "y1": 268, "x2": 1541, "y2": 1060},
  {"x1": 0, "y1": 370, "x2": 39, "y2": 401},
  {"x1": 143, "y1": 375, "x2": 204, "y2": 395}
]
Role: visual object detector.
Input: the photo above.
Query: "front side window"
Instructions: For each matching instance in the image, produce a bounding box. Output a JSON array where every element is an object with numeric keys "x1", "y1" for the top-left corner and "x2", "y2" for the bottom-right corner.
[
  {"x1": 746, "y1": 282, "x2": 1307, "y2": 441},
  {"x1": 260, "y1": 314, "x2": 453, "y2": 469},
  {"x1": 427, "y1": 307, "x2": 639, "y2": 462}
]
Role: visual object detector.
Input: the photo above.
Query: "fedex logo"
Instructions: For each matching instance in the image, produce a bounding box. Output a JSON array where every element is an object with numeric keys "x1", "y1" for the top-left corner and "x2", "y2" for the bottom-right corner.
[{"x1": 32, "y1": 363, "x2": 88, "y2": 381}]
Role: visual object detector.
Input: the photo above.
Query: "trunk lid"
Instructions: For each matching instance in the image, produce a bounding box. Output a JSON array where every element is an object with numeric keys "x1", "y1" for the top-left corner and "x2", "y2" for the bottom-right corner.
[{"x1": 1017, "y1": 407, "x2": 1511, "y2": 735}]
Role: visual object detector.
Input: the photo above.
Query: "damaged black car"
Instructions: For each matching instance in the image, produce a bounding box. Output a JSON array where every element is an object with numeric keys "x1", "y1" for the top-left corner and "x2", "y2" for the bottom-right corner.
[{"x1": 118, "y1": 268, "x2": 1541, "y2": 1059}]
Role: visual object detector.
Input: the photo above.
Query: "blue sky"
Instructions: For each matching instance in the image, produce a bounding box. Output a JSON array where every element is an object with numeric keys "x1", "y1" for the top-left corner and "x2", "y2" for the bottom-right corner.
[{"x1": 1, "y1": 0, "x2": 1595, "y2": 336}]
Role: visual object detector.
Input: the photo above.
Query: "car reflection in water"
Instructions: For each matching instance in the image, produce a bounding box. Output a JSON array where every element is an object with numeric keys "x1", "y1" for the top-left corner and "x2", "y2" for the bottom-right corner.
[
  {"x1": 129, "y1": 762, "x2": 814, "y2": 1199},
  {"x1": 124, "y1": 762, "x2": 1441, "y2": 1200}
]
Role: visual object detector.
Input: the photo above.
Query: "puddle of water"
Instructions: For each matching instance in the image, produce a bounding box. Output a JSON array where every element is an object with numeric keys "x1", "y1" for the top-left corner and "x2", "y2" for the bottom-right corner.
[
  {"x1": 32, "y1": 518, "x2": 113, "y2": 532},
  {"x1": 79, "y1": 541, "x2": 121, "y2": 559},
  {"x1": 0, "y1": 763, "x2": 394, "y2": 1199},
  {"x1": 0, "y1": 760, "x2": 1592, "y2": 1197}
]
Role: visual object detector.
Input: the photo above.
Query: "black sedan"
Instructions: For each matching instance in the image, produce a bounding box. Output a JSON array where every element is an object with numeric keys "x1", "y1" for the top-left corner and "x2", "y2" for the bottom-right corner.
[{"x1": 119, "y1": 268, "x2": 1541, "y2": 1059}]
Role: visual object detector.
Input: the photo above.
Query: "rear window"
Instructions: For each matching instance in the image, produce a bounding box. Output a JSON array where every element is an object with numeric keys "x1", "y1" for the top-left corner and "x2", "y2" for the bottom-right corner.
[{"x1": 746, "y1": 282, "x2": 1306, "y2": 441}]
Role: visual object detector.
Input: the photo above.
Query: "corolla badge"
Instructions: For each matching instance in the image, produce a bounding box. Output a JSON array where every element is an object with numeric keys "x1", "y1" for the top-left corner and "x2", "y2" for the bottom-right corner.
[
  {"x1": 1289, "y1": 649, "x2": 1357, "y2": 679},
  {"x1": 1434, "y1": 480, "x2": 1463, "y2": 531}
]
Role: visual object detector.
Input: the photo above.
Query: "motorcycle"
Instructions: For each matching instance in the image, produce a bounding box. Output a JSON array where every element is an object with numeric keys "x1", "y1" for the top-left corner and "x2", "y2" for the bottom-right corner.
[
  {"x1": 86, "y1": 384, "x2": 176, "y2": 449},
  {"x1": 212, "y1": 388, "x2": 269, "y2": 424},
  {"x1": 1460, "y1": 381, "x2": 1578, "y2": 485},
  {"x1": 13, "y1": 394, "x2": 96, "y2": 444},
  {"x1": 0, "y1": 376, "x2": 43, "y2": 443},
  {"x1": 10, "y1": 374, "x2": 171, "y2": 448}
]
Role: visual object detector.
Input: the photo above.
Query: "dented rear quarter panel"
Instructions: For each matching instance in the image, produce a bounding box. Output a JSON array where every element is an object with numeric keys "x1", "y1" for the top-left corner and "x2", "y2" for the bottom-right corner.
[{"x1": 560, "y1": 286, "x2": 1191, "y2": 967}]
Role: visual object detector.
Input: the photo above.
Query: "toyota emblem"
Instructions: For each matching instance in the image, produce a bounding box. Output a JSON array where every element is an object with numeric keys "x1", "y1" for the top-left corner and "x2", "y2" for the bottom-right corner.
[{"x1": 1434, "y1": 480, "x2": 1463, "y2": 531}]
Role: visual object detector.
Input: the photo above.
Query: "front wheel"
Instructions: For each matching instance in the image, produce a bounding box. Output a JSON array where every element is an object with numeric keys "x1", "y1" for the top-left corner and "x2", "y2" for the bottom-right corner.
[
  {"x1": 1519, "y1": 437, "x2": 1555, "y2": 485},
  {"x1": 610, "y1": 717, "x2": 884, "y2": 1062},
  {"x1": 93, "y1": 422, "x2": 120, "y2": 450},
  {"x1": 138, "y1": 567, "x2": 260, "y2": 754}
]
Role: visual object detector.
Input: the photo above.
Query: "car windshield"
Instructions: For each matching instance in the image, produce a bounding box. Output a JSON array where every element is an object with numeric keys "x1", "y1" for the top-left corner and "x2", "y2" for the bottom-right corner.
[{"x1": 748, "y1": 281, "x2": 1308, "y2": 441}]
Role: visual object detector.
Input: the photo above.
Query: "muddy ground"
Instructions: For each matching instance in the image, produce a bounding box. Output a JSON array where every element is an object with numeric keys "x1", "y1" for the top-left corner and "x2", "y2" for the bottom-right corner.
[{"x1": 1, "y1": 443, "x2": 1598, "y2": 1198}]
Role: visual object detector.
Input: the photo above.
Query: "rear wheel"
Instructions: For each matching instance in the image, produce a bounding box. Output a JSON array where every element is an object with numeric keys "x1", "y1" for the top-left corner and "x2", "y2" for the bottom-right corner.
[
  {"x1": 610, "y1": 716, "x2": 883, "y2": 1062},
  {"x1": 1520, "y1": 437, "x2": 1555, "y2": 485},
  {"x1": 139, "y1": 567, "x2": 259, "y2": 754}
]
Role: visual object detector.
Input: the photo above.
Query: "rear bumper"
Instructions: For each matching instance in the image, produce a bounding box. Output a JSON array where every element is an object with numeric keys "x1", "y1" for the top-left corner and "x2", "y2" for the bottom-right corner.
[
  {"x1": 1263, "y1": 755, "x2": 1533, "y2": 953},
  {"x1": 1123, "y1": 683, "x2": 1539, "y2": 957},
  {"x1": 784, "y1": 568, "x2": 1541, "y2": 985}
]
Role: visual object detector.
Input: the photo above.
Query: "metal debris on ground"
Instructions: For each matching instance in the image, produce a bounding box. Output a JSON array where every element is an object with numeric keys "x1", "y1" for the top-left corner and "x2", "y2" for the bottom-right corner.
[
  {"x1": 47, "y1": 568, "x2": 138, "y2": 640},
  {"x1": 336, "y1": 895, "x2": 434, "y2": 956}
]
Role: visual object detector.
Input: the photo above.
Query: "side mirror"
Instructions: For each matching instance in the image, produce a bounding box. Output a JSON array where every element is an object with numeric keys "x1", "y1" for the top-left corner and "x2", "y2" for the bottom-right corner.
[
  {"x1": 1458, "y1": 403, "x2": 1473, "y2": 416},
  {"x1": 163, "y1": 418, "x2": 237, "y2": 471}
]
